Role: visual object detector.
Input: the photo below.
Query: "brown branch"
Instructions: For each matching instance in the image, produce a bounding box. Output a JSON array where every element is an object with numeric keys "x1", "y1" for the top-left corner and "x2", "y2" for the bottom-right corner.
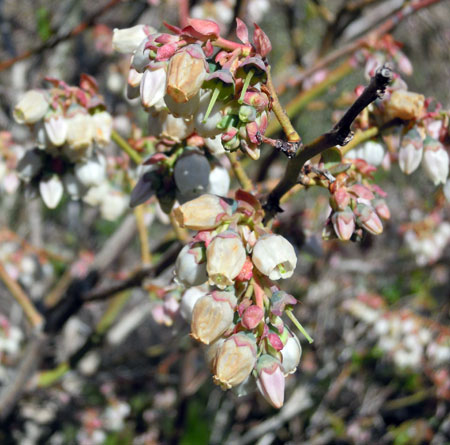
[{"x1": 263, "y1": 65, "x2": 393, "y2": 219}]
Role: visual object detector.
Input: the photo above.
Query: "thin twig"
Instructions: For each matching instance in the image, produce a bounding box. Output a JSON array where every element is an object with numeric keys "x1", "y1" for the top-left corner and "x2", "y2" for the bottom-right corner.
[
  {"x1": 0, "y1": 262, "x2": 44, "y2": 329},
  {"x1": 264, "y1": 65, "x2": 392, "y2": 219},
  {"x1": 134, "y1": 206, "x2": 152, "y2": 266},
  {"x1": 111, "y1": 129, "x2": 143, "y2": 164},
  {"x1": 226, "y1": 151, "x2": 253, "y2": 192}
]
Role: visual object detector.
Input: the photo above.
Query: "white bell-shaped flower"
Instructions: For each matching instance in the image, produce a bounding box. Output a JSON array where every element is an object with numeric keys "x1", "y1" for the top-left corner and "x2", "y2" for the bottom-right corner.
[
  {"x1": 75, "y1": 155, "x2": 106, "y2": 187},
  {"x1": 175, "y1": 244, "x2": 208, "y2": 286},
  {"x1": 281, "y1": 332, "x2": 302, "y2": 376},
  {"x1": 44, "y1": 115, "x2": 67, "y2": 146},
  {"x1": 13, "y1": 90, "x2": 49, "y2": 124},
  {"x1": 207, "y1": 165, "x2": 230, "y2": 196},
  {"x1": 422, "y1": 138, "x2": 449, "y2": 185},
  {"x1": 252, "y1": 234, "x2": 297, "y2": 280},
  {"x1": 140, "y1": 67, "x2": 167, "y2": 109},
  {"x1": 112, "y1": 25, "x2": 149, "y2": 54},
  {"x1": 39, "y1": 174, "x2": 64, "y2": 209}
]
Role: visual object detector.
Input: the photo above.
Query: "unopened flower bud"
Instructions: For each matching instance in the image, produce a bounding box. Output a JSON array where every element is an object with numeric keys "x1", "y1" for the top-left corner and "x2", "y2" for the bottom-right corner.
[
  {"x1": 332, "y1": 209, "x2": 355, "y2": 241},
  {"x1": 242, "y1": 305, "x2": 264, "y2": 330},
  {"x1": 354, "y1": 203, "x2": 383, "y2": 235},
  {"x1": 44, "y1": 115, "x2": 67, "y2": 146},
  {"x1": 385, "y1": 90, "x2": 425, "y2": 120},
  {"x1": 422, "y1": 137, "x2": 449, "y2": 185},
  {"x1": 281, "y1": 332, "x2": 302, "y2": 376},
  {"x1": 13, "y1": 90, "x2": 49, "y2": 124},
  {"x1": 256, "y1": 355, "x2": 285, "y2": 408},
  {"x1": 39, "y1": 174, "x2": 63, "y2": 209},
  {"x1": 112, "y1": 25, "x2": 149, "y2": 54},
  {"x1": 173, "y1": 194, "x2": 232, "y2": 230},
  {"x1": 373, "y1": 199, "x2": 391, "y2": 220},
  {"x1": 206, "y1": 232, "x2": 247, "y2": 289},
  {"x1": 398, "y1": 127, "x2": 423, "y2": 174},
  {"x1": 252, "y1": 234, "x2": 297, "y2": 280},
  {"x1": 175, "y1": 244, "x2": 208, "y2": 287},
  {"x1": 191, "y1": 291, "x2": 237, "y2": 344},
  {"x1": 16, "y1": 149, "x2": 43, "y2": 182},
  {"x1": 75, "y1": 155, "x2": 106, "y2": 187},
  {"x1": 212, "y1": 333, "x2": 257, "y2": 389},
  {"x1": 92, "y1": 111, "x2": 112, "y2": 147},
  {"x1": 140, "y1": 67, "x2": 167, "y2": 109},
  {"x1": 166, "y1": 45, "x2": 207, "y2": 103}
]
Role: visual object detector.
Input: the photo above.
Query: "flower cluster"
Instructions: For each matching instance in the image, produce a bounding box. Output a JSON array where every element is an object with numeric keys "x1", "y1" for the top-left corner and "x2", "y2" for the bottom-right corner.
[
  {"x1": 13, "y1": 75, "x2": 113, "y2": 209},
  {"x1": 323, "y1": 159, "x2": 390, "y2": 241},
  {"x1": 113, "y1": 17, "x2": 272, "y2": 160},
  {"x1": 402, "y1": 213, "x2": 450, "y2": 266},
  {"x1": 173, "y1": 191, "x2": 303, "y2": 408}
]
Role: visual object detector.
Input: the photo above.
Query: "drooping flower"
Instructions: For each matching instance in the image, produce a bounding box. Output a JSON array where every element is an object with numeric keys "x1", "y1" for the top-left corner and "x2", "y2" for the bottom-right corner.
[
  {"x1": 422, "y1": 137, "x2": 449, "y2": 185},
  {"x1": 13, "y1": 90, "x2": 49, "y2": 124},
  {"x1": 255, "y1": 355, "x2": 285, "y2": 408},
  {"x1": 175, "y1": 244, "x2": 208, "y2": 287},
  {"x1": 191, "y1": 290, "x2": 237, "y2": 344},
  {"x1": 212, "y1": 333, "x2": 257, "y2": 389},
  {"x1": 252, "y1": 234, "x2": 297, "y2": 280},
  {"x1": 281, "y1": 332, "x2": 302, "y2": 376}
]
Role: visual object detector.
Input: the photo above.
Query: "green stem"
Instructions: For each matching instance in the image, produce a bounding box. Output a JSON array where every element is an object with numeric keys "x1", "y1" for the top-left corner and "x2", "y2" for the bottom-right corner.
[
  {"x1": 239, "y1": 69, "x2": 254, "y2": 104},
  {"x1": 226, "y1": 152, "x2": 253, "y2": 191},
  {"x1": 286, "y1": 309, "x2": 314, "y2": 344},
  {"x1": 202, "y1": 86, "x2": 220, "y2": 123},
  {"x1": 111, "y1": 129, "x2": 142, "y2": 164}
]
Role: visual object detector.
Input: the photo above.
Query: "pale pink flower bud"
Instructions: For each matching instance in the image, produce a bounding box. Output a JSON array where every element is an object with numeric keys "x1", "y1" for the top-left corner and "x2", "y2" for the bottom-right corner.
[
  {"x1": 398, "y1": 127, "x2": 423, "y2": 174},
  {"x1": 175, "y1": 244, "x2": 208, "y2": 287},
  {"x1": 422, "y1": 137, "x2": 449, "y2": 185},
  {"x1": 206, "y1": 232, "x2": 247, "y2": 289},
  {"x1": 332, "y1": 209, "x2": 355, "y2": 241},
  {"x1": 173, "y1": 194, "x2": 231, "y2": 230},
  {"x1": 252, "y1": 234, "x2": 297, "y2": 280},
  {"x1": 13, "y1": 90, "x2": 49, "y2": 124},
  {"x1": 166, "y1": 45, "x2": 207, "y2": 103},
  {"x1": 180, "y1": 286, "x2": 208, "y2": 322},
  {"x1": 39, "y1": 174, "x2": 63, "y2": 209},
  {"x1": 112, "y1": 25, "x2": 149, "y2": 54},
  {"x1": 44, "y1": 115, "x2": 67, "y2": 146},
  {"x1": 281, "y1": 333, "x2": 302, "y2": 376},
  {"x1": 140, "y1": 67, "x2": 167, "y2": 109},
  {"x1": 354, "y1": 203, "x2": 383, "y2": 235},
  {"x1": 385, "y1": 90, "x2": 425, "y2": 120},
  {"x1": 75, "y1": 155, "x2": 106, "y2": 187},
  {"x1": 207, "y1": 165, "x2": 230, "y2": 196},
  {"x1": 191, "y1": 290, "x2": 237, "y2": 344},
  {"x1": 17, "y1": 150, "x2": 43, "y2": 182},
  {"x1": 92, "y1": 111, "x2": 112, "y2": 147},
  {"x1": 373, "y1": 199, "x2": 391, "y2": 220},
  {"x1": 65, "y1": 113, "x2": 95, "y2": 155},
  {"x1": 256, "y1": 355, "x2": 285, "y2": 408},
  {"x1": 242, "y1": 305, "x2": 264, "y2": 330},
  {"x1": 212, "y1": 333, "x2": 257, "y2": 389}
]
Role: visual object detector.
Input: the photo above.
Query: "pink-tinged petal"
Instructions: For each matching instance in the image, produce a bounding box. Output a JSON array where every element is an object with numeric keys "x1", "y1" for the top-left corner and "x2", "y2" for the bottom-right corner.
[
  {"x1": 238, "y1": 298, "x2": 252, "y2": 317},
  {"x1": 155, "y1": 33, "x2": 179, "y2": 44},
  {"x1": 156, "y1": 42, "x2": 178, "y2": 61},
  {"x1": 242, "y1": 305, "x2": 264, "y2": 330},
  {"x1": 268, "y1": 333, "x2": 283, "y2": 351},
  {"x1": 235, "y1": 257, "x2": 254, "y2": 281},
  {"x1": 253, "y1": 24, "x2": 272, "y2": 58},
  {"x1": 332, "y1": 210, "x2": 355, "y2": 241},
  {"x1": 270, "y1": 291, "x2": 297, "y2": 317},
  {"x1": 204, "y1": 40, "x2": 214, "y2": 57},
  {"x1": 163, "y1": 21, "x2": 182, "y2": 34},
  {"x1": 235, "y1": 189, "x2": 261, "y2": 210},
  {"x1": 182, "y1": 18, "x2": 220, "y2": 41},
  {"x1": 236, "y1": 18, "x2": 249, "y2": 44},
  {"x1": 348, "y1": 184, "x2": 374, "y2": 200},
  {"x1": 246, "y1": 121, "x2": 259, "y2": 144},
  {"x1": 143, "y1": 152, "x2": 169, "y2": 165},
  {"x1": 371, "y1": 184, "x2": 387, "y2": 198},
  {"x1": 256, "y1": 356, "x2": 285, "y2": 408}
]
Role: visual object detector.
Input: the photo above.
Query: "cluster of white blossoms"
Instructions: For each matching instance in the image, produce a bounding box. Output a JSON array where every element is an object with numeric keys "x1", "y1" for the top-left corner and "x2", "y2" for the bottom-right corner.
[
  {"x1": 172, "y1": 191, "x2": 304, "y2": 408},
  {"x1": 344, "y1": 298, "x2": 450, "y2": 373},
  {"x1": 12, "y1": 76, "x2": 115, "y2": 209},
  {"x1": 403, "y1": 215, "x2": 450, "y2": 266}
]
